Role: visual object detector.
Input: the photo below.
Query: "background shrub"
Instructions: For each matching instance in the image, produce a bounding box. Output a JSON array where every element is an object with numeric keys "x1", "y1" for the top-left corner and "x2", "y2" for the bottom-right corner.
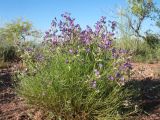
[
  {"x1": 3, "y1": 46, "x2": 17, "y2": 62},
  {"x1": 145, "y1": 33, "x2": 160, "y2": 49},
  {"x1": 0, "y1": 19, "x2": 41, "y2": 62},
  {"x1": 116, "y1": 37, "x2": 160, "y2": 63}
]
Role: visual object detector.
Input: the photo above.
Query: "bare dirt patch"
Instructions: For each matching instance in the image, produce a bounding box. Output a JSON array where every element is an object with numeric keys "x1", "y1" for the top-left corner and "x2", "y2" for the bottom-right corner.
[
  {"x1": 0, "y1": 67, "x2": 33, "y2": 120},
  {"x1": 130, "y1": 63, "x2": 160, "y2": 120}
]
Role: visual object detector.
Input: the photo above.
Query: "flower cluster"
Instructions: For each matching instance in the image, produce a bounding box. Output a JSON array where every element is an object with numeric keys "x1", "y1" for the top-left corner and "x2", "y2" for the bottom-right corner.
[
  {"x1": 44, "y1": 13, "x2": 132, "y2": 86},
  {"x1": 44, "y1": 13, "x2": 117, "y2": 47}
]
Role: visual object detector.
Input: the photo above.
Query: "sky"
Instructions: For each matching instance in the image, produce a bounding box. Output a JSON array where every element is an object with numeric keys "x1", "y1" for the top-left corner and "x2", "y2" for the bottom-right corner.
[{"x1": 0, "y1": 0, "x2": 159, "y2": 32}]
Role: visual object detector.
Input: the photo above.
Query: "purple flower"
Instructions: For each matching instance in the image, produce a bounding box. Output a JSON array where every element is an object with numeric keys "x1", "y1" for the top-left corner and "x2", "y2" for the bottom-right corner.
[
  {"x1": 112, "y1": 48, "x2": 119, "y2": 58},
  {"x1": 94, "y1": 16, "x2": 107, "y2": 36},
  {"x1": 108, "y1": 76, "x2": 114, "y2": 80},
  {"x1": 108, "y1": 32, "x2": 115, "y2": 36},
  {"x1": 75, "y1": 50, "x2": 78, "y2": 54},
  {"x1": 105, "y1": 40, "x2": 112, "y2": 47},
  {"x1": 86, "y1": 48, "x2": 90, "y2": 53},
  {"x1": 120, "y1": 77, "x2": 125, "y2": 81},
  {"x1": 111, "y1": 21, "x2": 116, "y2": 30},
  {"x1": 51, "y1": 20, "x2": 57, "y2": 27},
  {"x1": 80, "y1": 30, "x2": 92, "y2": 45},
  {"x1": 75, "y1": 24, "x2": 81, "y2": 31},
  {"x1": 112, "y1": 48, "x2": 116, "y2": 53},
  {"x1": 119, "y1": 49, "x2": 127, "y2": 54},
  {"x1": 94, "y1": 22, "x2": 101, "y2": 36},
  {"x1": 61, "y1": 12, "x2": 71, "y2": 18},
  {"x1": 101, "y1": 39, "x2": 112, "y2": 49},
  {"x1": 91, "y1": 80, "x2": 97, "y2": 88},
  {"x1": 58, "y1": 20, "x2": 63, "y2": 29},
  {"x1": 69, "y1": 49, "x2": 73, "y2": 54},
  {"x1": 26, "y1": 47, "x2": 33, "y2": 52},
  {"x1": 35, "y1": 54, "x2": 44, "y2": 61},
  {"x1": 45, "y1": 31, "x2": 49, "y2": 35},
  {"x1": 94, "y1": 69, "x2": 100, "y2": 77},
  {"x1": 124, "y1": 62, "x2": 132, "y2": 69},
  {"x1": 100, "y1": 16, "x2": 106, "y2": 24},
  {"x1": 86, "y1": 25, "x2": 93, "y2": 33},
  {"x1": 51, "y1": 36, "x2": 58, "y2": 45},
  {"x1": 115, "y1": 72, "x2": 121, "y2": 78},
  {"x1": 70, "y1": 18, "x2": 75, "y2": 27}
]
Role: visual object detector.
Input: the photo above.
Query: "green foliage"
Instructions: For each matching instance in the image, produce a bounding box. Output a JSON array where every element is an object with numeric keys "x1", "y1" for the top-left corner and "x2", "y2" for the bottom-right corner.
[
  {"x1": 156, "y1": 20, "x2": 160, "y2": 28},
  {"x1": 17, "y1": 46, "x2": 134, "y2": 119},
  {"x1": 3, "y1": 46, "x2": 17, "y2": 62},
  {"x1": 0, "y1": 45, "x2": 17, "y2": 62},
  {"x1": 0, "y1": 19, "x2": 32, "y2": 45},
  {"x1": 117, "y1": 0, "x2": 160, "y2": 63},
  {"x1": 116, "y1": 37, "x2": 160, "y2": 63},
  {"x1": 128, "y1": 0, "x2": 155, "y2": 18},
  {"x1": 145, "y1": 33, "x2": 160, "y2": 49},
  {"x1": 119, "y1": 0, "x2": 159, "y2": 39},
  {"x1": 0, "y1": 19, "x2": 39, "y2": 62}
]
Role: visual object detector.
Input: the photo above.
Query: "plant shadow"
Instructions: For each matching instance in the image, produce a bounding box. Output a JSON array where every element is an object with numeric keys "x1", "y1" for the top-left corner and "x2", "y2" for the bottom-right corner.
[
  {"x1": 0, "y1": 68, "x2": 16, "y2": 104},
  {"x1": 0, "y1": 69, "x2": 13, "y2": 89},
  {"x1": 125, "y1": 78, "x2": 160, "y2": 113}
]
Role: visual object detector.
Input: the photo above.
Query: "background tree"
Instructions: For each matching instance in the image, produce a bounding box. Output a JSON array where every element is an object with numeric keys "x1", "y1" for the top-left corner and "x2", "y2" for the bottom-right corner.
[
  {"x1": 120, "y1": 0, "x2": 160, "y2": 39},
  {"x1": 0, "y1": 19, "x2": 32, "y2": 46},
  {"x1": 0, "y1": 19, "x2": 41, "y2": 62}
]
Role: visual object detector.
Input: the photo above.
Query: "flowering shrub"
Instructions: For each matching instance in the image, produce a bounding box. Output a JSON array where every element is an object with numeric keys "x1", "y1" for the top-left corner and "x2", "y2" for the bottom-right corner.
[
  {"x1": 18, "y1": 13, "x2": 134, "y2": 119},
  {"x1": 42, "y1": 12, "x2": 131, "y2": 84}
]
